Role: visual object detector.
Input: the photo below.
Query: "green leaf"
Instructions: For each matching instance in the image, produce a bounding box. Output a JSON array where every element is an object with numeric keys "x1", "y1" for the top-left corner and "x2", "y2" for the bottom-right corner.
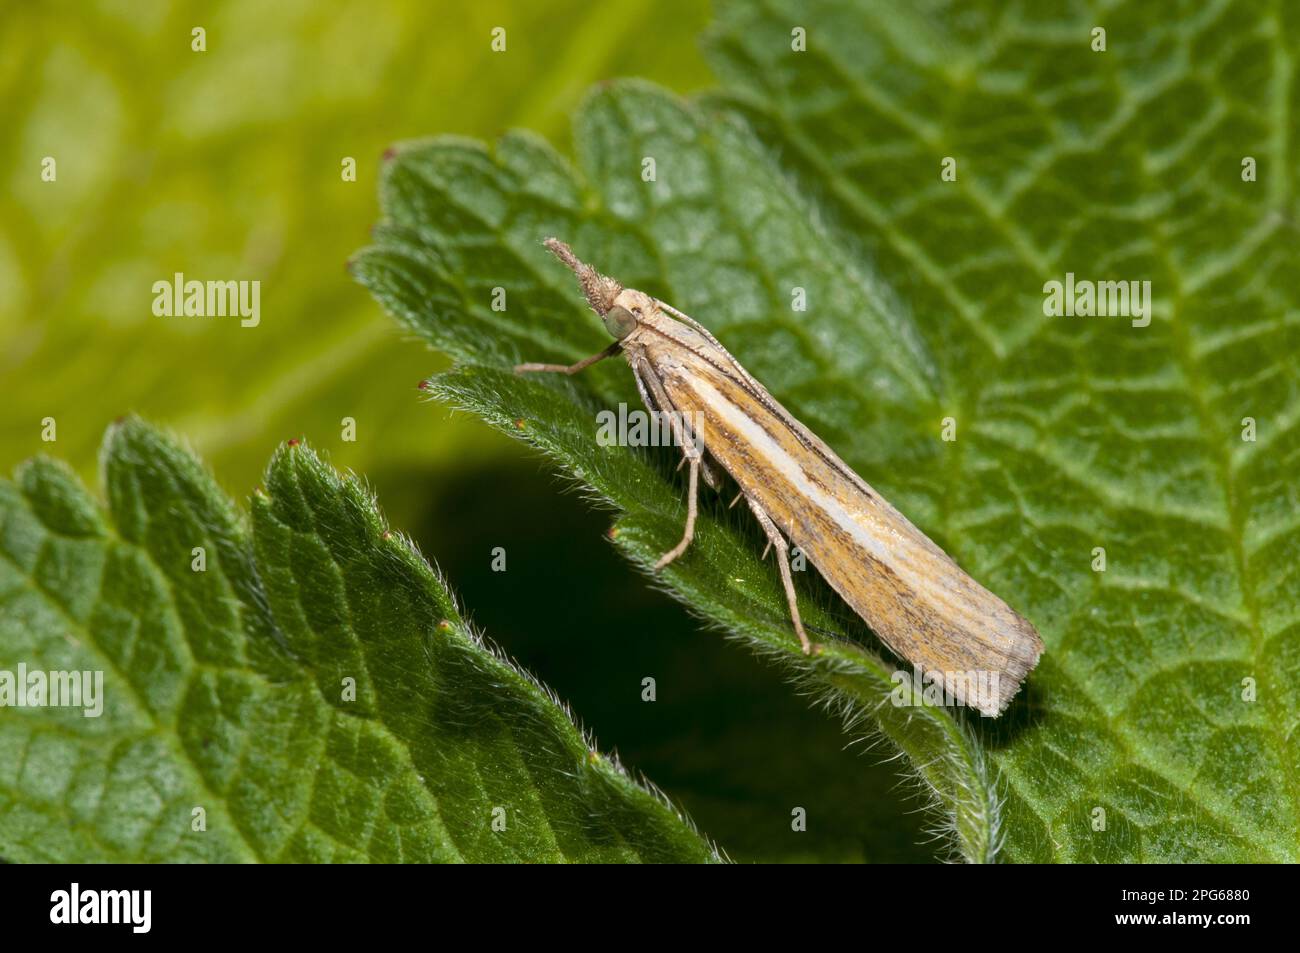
[
  {"x1": 0, "y1": 417, "x2": 717, "y2": 862},
  {"x1": 703, "y1": 0, "x2": 1300, "y2": 862},
  {"x1": 354, "y1": 0, "x2": 1300, "y2": 862}
]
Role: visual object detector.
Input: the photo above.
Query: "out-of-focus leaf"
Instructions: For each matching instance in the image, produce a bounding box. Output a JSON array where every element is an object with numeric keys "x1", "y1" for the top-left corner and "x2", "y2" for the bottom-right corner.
[{"x1": 0, "y1": 0, "x2": 713, "y2": 505}]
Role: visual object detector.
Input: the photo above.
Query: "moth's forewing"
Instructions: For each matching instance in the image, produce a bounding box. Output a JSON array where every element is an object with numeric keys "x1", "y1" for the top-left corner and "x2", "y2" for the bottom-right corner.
[{"x1": 628, "y1": 311, "x2": 1043, "y2": 716}]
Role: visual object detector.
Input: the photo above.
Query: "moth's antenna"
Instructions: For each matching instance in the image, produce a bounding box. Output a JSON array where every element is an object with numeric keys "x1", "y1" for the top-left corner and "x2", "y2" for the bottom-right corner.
[{"x1": 544, "y1": 238, "x2": 621, "y2": 316}]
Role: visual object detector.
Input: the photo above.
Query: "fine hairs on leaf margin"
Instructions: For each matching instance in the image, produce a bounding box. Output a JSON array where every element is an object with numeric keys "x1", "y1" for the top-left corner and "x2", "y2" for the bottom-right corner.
[{"x1": 285, "y1": 439, "x2": 725, "y2": 862}]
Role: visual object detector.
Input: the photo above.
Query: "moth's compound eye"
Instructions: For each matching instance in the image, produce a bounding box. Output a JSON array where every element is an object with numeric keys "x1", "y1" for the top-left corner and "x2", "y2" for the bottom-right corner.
[{"x1": 602, "y1": 304, "x2": 637, "y2": 339}]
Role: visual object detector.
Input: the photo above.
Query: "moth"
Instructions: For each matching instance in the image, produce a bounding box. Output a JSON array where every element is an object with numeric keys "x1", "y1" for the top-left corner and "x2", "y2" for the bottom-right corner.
[{"x1": 517, "y1": 239, "x2": 1043, "y2": 716}]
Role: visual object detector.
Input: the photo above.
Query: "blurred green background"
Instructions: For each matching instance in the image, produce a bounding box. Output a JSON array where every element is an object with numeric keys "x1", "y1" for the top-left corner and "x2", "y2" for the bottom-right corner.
[
  {"x1": 2, "y1": 0, "x2": 931, "y2": 861},
  {"x1": 1, "y1": 0, "x2": 717, "y2": 499}
]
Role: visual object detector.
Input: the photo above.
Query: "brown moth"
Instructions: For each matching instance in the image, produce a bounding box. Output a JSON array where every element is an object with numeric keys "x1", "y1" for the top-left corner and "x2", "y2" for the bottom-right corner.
[{"x1": 517, "y1": 239, "x2": 1043, "y2": 716}]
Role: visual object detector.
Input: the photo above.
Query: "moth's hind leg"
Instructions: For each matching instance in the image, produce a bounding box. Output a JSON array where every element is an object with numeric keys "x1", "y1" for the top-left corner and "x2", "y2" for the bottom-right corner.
[{"x1": 745, "y1": 498, "x2": 817, "y2": 656}]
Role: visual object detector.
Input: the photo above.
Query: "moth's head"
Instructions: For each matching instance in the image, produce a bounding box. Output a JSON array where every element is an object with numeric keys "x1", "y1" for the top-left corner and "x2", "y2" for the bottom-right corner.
[
  {"x1": 603, "y1": 288, "x2": 656, "y2": 340},
  {"x1": 543, "y1": 237, "x2": 652, "y2": 340}
]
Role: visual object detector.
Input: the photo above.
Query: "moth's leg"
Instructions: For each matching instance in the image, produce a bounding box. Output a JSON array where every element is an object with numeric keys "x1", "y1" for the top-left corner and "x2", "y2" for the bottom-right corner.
[
  {"x1": 654, "y1": 454, "x2": 700, "y2": 570},
  {"x1": 633, "y1": 359, "x2": 706, "y2": 570},
  {"x1": 745, "y1": 497, "x2": 815, "y2": 655},
  {"x1": 634, "y1": 360, "x2": 721, "y2": 490},
  {"x1": 699, "y1": 451, "x2": 724, "y2": 490},
  {"x1": 642, "y1": 367, "x2": 722, "y2": 487},
  {"x1": 630, "y1": 361, "x2": 660, "y2": 415},
  {"x1": 681, "y1": 452, "x2": 722, "y2": 491},
  {"x1": 515, "y1": 341, "x2": 622, "y2": 375},
  {"x1": 635, "y1": 359, "x2": 708, "y2": 470}
]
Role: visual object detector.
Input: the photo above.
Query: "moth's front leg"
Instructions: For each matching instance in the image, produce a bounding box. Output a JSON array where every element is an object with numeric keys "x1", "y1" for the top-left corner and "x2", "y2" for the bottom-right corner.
[
  {"x1": 745, "y1": 497, "x2": 817, "y2": 655},
  {"x1": 514, "y1": 341, "x2": 622, "y2": 376}
]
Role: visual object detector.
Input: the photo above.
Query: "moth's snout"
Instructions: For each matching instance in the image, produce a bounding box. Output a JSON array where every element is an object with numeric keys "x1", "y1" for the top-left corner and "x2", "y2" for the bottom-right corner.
[{"x1": 543, "y1": 237, "x2": 622, "y2": 317}]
